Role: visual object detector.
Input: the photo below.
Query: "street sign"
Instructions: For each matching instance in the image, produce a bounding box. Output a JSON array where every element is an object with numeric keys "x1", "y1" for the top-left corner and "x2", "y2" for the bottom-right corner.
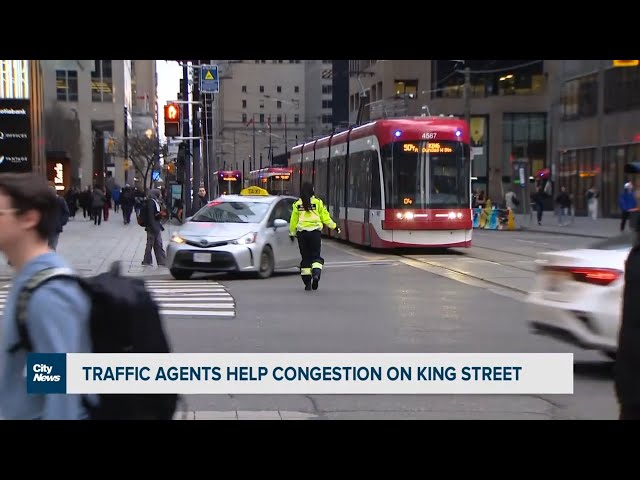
[{"x1": 200, "y1": 64, "x2": 219, "y2": 93}]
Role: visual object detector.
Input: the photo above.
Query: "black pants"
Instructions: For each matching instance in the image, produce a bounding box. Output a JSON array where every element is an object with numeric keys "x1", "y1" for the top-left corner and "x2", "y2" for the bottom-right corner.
[
  {"x1": 621, "y1": 211, "x2": 631, "y2": 231},
  {"x1": 93, "y1": 206, "x2": 102, "y2": 225},
  {"x1": 297, "y1": 230, "x2": 323, "y2": 285}
]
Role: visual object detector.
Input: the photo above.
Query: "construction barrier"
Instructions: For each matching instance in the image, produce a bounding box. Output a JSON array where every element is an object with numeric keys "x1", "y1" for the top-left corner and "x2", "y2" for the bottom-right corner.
[{"x1": 472, "y1": 203, "x2": 516, "y2": 230}]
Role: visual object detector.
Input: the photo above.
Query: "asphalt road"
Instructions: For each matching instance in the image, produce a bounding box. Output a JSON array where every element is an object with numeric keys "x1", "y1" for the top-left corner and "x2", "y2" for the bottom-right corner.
[{"x1": 162, "y1": 231, "x2": 619, "y2": 420}]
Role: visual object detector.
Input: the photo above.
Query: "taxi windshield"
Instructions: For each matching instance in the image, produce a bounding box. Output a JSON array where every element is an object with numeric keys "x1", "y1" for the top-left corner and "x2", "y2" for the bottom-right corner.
[{"x1": 191, "y1": 201, "x2": 271, "y2": 223}]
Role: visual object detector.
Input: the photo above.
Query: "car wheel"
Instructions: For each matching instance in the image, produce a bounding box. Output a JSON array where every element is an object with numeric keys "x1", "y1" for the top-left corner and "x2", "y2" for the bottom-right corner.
[
  {"x1": 170, "y1": 268, "x2": 193, "y2": 280},
  {"x1": 256, "y1": 245, "x2": 274, "y2": 279}
]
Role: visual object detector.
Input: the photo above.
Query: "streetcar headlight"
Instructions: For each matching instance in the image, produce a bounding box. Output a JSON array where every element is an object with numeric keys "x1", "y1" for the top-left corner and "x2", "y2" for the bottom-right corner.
[
  {"x1": 404, "y1": 212, "x2": 414, "y2": 220},
  {"x1": 448, "y1": 212, "x2": 456, "y2": 219},
  {"x1": 457, "y1": 212, "x2": 463, "y2": 219}
]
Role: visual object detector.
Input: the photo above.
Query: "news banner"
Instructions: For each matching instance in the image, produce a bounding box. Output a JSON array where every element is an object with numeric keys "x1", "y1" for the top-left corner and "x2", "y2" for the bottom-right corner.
[{"x1": 27, "y1": 353, "x2": 573, "y2": 395}]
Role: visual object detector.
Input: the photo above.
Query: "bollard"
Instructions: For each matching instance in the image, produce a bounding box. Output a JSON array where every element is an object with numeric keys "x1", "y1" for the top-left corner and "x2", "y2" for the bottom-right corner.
[{"x1": 507, "y1": 209, "x2": 515, "y2": 230}]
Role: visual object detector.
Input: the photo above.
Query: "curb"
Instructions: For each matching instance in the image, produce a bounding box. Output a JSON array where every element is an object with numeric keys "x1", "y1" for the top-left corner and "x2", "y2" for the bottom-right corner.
[{"x1": 517, "y1": 226, "x2": 610, "y2": 239}]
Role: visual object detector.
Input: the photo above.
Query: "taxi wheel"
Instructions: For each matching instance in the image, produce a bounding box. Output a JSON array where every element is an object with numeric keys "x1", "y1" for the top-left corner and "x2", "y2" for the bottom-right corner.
[
  {"x1": 170, "y1": 268, "x2": 193, "y2": 280},
  {"x1": 257, "y1": 245, "x2": 274, "y2": 279}
]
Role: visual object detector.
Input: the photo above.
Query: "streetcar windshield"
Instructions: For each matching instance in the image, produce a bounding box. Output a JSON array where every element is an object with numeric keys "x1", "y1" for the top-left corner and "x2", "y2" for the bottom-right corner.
[{"x1": 382, "y1": 140, "x2": 470, "y2": 209}]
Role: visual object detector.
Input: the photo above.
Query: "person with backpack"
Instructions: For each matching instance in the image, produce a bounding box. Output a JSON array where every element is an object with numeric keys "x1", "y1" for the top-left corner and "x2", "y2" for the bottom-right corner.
[
  {"x1": 0, "y1": 172, "x2": 92, "y2": 420},
  {"x1": 141, "y1": 189, "x2": 166, "y2": 267},
  {"x1": 289, "y1": 182, "x2": 340, "y2": 291}
]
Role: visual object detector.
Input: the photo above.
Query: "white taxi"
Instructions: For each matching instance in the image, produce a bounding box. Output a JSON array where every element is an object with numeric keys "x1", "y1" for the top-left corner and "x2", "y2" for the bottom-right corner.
[{"x1": 165, "y1": 186, "x2": 300, "y2": 280}]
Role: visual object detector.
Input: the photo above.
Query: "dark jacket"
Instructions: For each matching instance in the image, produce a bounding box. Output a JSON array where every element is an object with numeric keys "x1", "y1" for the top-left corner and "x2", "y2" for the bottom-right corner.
[
  {"x1": 615, "y1": 242, "x2": 640, "y2": 408},
  {"x1": 555, "y1": 192, "x2": 571, "y2": 208},
  {"x1": 54, "y1": 195, "x2": 70, "y2": 233},
  {"x1": 191, "y1": 195, "x2": 209, "y2": 216},
  {"x1": 145, "y1": 198, "x2": 163, "y2": 235}
]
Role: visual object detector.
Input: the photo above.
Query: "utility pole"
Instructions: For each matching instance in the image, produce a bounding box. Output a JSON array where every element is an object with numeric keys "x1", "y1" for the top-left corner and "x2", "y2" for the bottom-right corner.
[
  {"x1": 181, "y1": 63, "x2": 191, "y2": 216},
  {"x1": 123, "y1": 106, "x2": 129, "y2": 185},
  {"x1": 252, "y1": 112, "x2": 256, "y2": 172},
  {"x1": 463, "y1": 66, "x2": 471, "y2": 127},
  {"x1": 191, "y1": 60, "x2": 201, "y2": 206}
]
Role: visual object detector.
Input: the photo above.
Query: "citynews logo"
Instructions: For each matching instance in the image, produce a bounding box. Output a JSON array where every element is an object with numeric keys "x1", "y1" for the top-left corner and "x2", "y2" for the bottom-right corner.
[
  {"x1": 32, "y1": 363, "x2": 61, "y2": 382},
  {"x1": 26, "y1": 353, "x2": 66, "y2": 394}
]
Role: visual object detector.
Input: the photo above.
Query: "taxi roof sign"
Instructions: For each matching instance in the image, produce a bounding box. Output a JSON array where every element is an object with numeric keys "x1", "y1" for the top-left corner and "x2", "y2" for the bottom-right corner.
[{"x1": 240, "y1": 186, "x2": 270, "y2": 196}]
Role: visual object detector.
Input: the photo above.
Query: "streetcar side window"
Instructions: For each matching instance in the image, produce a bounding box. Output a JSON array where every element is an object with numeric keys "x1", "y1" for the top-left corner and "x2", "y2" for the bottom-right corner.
[{"x1": 371, "y1": 150, "x2": 382, "y2": 209}]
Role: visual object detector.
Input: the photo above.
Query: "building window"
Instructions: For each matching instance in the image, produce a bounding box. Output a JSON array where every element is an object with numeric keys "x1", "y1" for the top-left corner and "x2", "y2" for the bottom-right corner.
[
  {"x1": 294, "y1": 114, "x2": 299, "y2": 124},
  {"x1": 322, "y1": 114, "x2": 332, "y2": 124},
  {"x1": 276, "y1": 101, "x2": 282, "y2": 109},
  {"x1": 242, "y1": 85, "x2": 247, "y2": 92},
  {"x1": 322, "y1": 84, "x2": 333, "y2": 95},
  {"x1": 502, "y1": 113, "x2": 547, "y2": 188},
  {"x1": 91, "y1": 60, "x2": 113, "y2": 103},
  {"x1": 602, "y1": 143, "x2": 640, "y2": 217},
  {"x1": 277, "y1": 114, "x2": 282, "y2": 123},
  {"x1": 259, "y1": 114, "x2": 265, "y2": 123},
  {"x1": 558, "y1": 148, "x2": 597, "y2": 214},
  {"x1": 242, "y1": 99, "x2": 247, "y2": 108},
  {"x1": 322, "y1": 100, "x2": 332, "y2": 109},
  {"x1": 56, "y1": 70, "x2": 78, "y2": 102},
  {"x1": 259, "y1": 85, "x2": 264, "y2": 93},
  {"x1": 259, "y1": 99, "x2": 265, "y2": 109},
  {"x1": 394, "y1": 79, "x2": 418, "y2": 98},
  {"x1": 561, "y1": 74, "x2": 598, "y2": 120},
  {"x1": 431, "y1": 60, "x2": 545, "y2": 99},
  {"x1": 294, "y1": 86, "x2": 299, "y2": 93},
  {"x1": 242, "y1": 113, "x2": 247, "y2": 124},
  {"x1": 604, "y1": 66, "x2": 640, "y2": 113},
  {"x1": 277, "y1": 86, "x2": 282, "y2": 93}
]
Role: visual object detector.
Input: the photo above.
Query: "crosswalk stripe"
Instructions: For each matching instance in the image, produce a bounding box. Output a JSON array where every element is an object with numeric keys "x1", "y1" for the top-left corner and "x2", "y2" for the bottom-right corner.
[
  {"x1": 160, "y1": 310, "x2": 235, "y2": 317},
  {"x1": 156, "y1": 303, "x2": 234, "y2": 309},
  {"x1": 0, "y1": 279, "x2": 236, "y2": 320},
  {"x1": 153, "y1": 296, "x2": 233, "y2": 302}
]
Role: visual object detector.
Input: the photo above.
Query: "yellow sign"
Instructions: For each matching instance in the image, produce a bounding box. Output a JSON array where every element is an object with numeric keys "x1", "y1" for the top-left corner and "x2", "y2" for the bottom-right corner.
[
  {"x1": 613, "y1": 60, "x2": 639, "y2": 67},
  {"x1": 205, "y1": 70, "x2": 215, "y2": 80},
  {"x1": 240, "y1": 186, "x2": 270, "y2": 196},
  {"x1": 222, "y1": 176, "x2": 237, "y2": 181},
  {"x1": 123, "y1": 160, "x2": 130, "y2": 169},
  {"x1": 403, "y1": 143, "x2": 453, "y2": 154}
]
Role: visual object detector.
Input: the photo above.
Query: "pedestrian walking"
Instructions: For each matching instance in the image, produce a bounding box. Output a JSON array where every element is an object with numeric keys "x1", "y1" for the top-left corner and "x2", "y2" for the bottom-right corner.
[
  {"x1": 0, "y1": 172, "x2": 91, "y2": 420},
  {"x1": 288, "y1": 182, "x2": 340, "y2": 291}
]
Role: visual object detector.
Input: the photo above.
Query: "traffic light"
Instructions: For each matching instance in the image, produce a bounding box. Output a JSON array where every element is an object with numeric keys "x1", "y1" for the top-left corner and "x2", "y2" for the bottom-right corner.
[
  {"x1": 613, "y1": 60, "x2": 639, "y2": 67},
  {"x1": 164, "y1": 103, "x2": 181, "y2": 137}
]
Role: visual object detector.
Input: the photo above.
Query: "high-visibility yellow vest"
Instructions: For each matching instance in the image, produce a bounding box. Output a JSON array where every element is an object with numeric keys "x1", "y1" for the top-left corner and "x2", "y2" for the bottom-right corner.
[{"x1": 289, "y1": 196, "x2": 336, "y2": 235}]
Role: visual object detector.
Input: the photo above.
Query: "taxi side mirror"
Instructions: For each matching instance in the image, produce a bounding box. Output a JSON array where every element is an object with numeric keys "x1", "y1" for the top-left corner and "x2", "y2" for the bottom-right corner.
[{"x1": 273, "y1": 219, "x2": 288, "y2": 228}]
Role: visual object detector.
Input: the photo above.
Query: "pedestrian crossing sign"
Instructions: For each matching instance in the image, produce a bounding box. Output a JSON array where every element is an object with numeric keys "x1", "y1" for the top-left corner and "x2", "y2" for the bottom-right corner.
[{"x1": 200, "y1": 64, "x2": 219, "y2": 93}]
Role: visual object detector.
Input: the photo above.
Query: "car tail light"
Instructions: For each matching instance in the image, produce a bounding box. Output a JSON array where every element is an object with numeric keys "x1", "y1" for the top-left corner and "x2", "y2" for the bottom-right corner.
[{"x1": 543, "y1": 266, "x2": 622, "y2": 286}]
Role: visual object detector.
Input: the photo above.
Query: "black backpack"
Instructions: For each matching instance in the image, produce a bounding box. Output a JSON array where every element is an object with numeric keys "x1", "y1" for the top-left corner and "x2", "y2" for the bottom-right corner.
[
  {"x1": 137, "y1": 199, "x2": 151, "y2": 227},
  {"x1": 10, "y1": 261, "x2": 179, "y2": 420}
]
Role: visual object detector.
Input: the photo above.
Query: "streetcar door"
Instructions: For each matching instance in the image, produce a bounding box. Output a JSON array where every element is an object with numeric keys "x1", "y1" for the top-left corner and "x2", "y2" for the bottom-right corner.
[{"x1": 363, "y1": 150, "x2": 372, "y2": 246}]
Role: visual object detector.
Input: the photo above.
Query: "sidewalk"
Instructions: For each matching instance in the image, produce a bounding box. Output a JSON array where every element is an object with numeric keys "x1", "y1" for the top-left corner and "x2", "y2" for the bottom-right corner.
[
  {"x1": 513, "y1": 212, "x2": 624, "y2": 239},
  {"x1": 0, "y1": 211, "x2": 180, "y2": 280}
]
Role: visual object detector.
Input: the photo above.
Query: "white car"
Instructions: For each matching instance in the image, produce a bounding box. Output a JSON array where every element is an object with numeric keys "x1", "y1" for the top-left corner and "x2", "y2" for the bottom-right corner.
[
  {"x1": 526, "y1": 233, "x2": 634, "y2": 359},
  {"x1": 166, "y1": 192, "x2": 300, "y2": 280}
]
